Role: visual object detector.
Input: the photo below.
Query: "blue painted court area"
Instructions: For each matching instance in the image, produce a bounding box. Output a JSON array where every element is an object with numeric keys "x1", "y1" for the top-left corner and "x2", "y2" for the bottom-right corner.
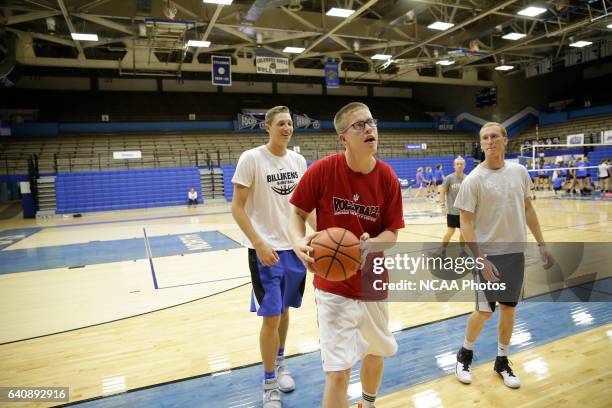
[
  {"x1": 65, "y1": 299, "x2": 612, "y2": 408},
  {"x1": 0, "y1": 231, "x2": 241, "y2": 275},
  {"x1": 0, "y1": 228, "x2": 42, "y2": 250}
]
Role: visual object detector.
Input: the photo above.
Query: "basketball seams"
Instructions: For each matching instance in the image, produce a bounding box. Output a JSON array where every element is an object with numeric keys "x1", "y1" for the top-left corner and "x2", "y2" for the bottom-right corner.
[{"x1": 311, "y1": 227, "x2": 361, "y2": 281}]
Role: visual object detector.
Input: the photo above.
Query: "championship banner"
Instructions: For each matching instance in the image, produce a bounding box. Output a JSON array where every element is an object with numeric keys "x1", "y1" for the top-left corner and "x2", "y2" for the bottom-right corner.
[
  {"x1": 235, "y1": 113, "x2": 265, "y2": 131},
  {"x1": 211, "y1": 55, "x2": 232, "y2": 86},
  {"x1": 292, "y1": 113, "x2": 321, "y2": 131},
  {"x1": 256, "y1": 57, "x2": 289, "y2": 75},
  {"x1": 603, "y1": 130, "x2": 612, "y2": 145},
  {"x1": 324, "y1": 61, "x2": 340, "y2": 88}
]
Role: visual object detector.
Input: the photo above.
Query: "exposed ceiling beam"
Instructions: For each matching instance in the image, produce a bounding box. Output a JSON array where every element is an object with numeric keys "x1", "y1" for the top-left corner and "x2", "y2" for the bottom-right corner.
[
  {"x1": 451, "y1": 16, "x2": 604, "y2": 71},
  {"x1": 73, "y1": 13, "x2": 133, "y2": 35},
  {"x1": 7, "y1": 28, "x2": 75, "y2": 47},
  {"x1": 22, "y1": 0, "x2": 58, "y2": 11},
  {"x1": 78, "y1": 0, "x2": 114, "y2": 12},
  {"x1": 392, "y1": 0, "x2": 519, "y2": 60},
  {"x1": 81, "y1": 35, "x2": 133, "y2": 48},
  {"x1": 6, "y1": 10, "x2": 60, "y2": 25},
  {"x1": 294, "y1": 0, "x2": 379, "y2": 62},
  {"x1": 215, "y1": 25, "x2": 255, "y2": 43},
  {"x1": 57, "y1": 0, "x2": 84, "y2": 56},
  {"x1": 194, "y1": 5, "x2": 225, "y2": 59},
  {"x1": 173, "y1": 2, "x2": 199, "y2": 20},
  {"x1": 280, "y1": 6, "x2": 321, "y2": 31},
  {"x1": 265, "y1": 31, "x2": 320, "y2": 44}
]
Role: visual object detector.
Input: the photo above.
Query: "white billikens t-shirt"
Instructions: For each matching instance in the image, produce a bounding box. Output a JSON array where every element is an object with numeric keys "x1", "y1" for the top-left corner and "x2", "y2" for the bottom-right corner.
[
  {"x1": 232, "y1": 145, "x2": 307, "y2": 250},
  {"x1": 454, "y1": 161, "x2": 533, "y2": 255}
]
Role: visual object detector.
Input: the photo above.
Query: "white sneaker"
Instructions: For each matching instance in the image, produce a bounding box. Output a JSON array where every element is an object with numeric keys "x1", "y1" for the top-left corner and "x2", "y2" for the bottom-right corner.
[
  {"x1": 494, "y1": 356, "x2": 521, "y2": 389},
  {"x1": 276, "y1": 365, "x2": 295, "y2": 393},
  {"x1": 455, "y1": 347, "x2": 473, "y2": 384},
  {"x1": 263, "y1": 379, "x2": 282, "y2": 408}
]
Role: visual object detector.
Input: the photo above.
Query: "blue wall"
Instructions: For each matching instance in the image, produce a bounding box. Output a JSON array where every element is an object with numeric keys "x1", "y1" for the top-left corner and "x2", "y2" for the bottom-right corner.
[{"x1": 55, "y1": 167, "x2": 202, "y2": 214}]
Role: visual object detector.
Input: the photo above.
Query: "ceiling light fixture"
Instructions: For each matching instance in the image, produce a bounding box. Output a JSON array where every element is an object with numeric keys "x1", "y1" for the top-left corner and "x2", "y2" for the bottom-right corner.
[
  {"x1": 71, "y1": 33, "x2": 98, "y2": 41},
  {"x1": 502, "y1": 32, "x2": 526, "y2": 40},
  {"x1": 427, "y1": 21, "x2": 454, "y2": 30},
  {"x1": 326, "y1": 8, "x2": 355, "y2": 18},
  {"x1": 569, "y1": 40, "x2": 592, "y2": 48},
  {"x1": 371, "y1": 54, "x2": 392, "y2": 60},
  {"x1": 517, "y1": 6, "x2": 546, "y2": 17},
  {"x1": 283, "y1": 46, "x2": 305, "y2": 53},
  {"x1": 187, "y1": 40, "x2": 211, "y2": 47}
]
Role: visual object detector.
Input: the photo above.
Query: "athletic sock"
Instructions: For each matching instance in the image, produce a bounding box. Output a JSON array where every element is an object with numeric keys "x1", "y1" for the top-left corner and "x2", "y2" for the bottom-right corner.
[
  {"x1": 498, "y1": 342, "x2": 509, "y2": 357},
  {"x1": 463, "y1": 337, "x2": 474, "y2": 350},
  {"x1": 362, "y1": 391, "x2": 377, "y2": 408}
]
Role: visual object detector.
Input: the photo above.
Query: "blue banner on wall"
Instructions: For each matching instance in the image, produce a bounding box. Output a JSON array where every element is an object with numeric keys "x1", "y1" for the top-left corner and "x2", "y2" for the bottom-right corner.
[
  {"x1": 212, "y1": 55, "x2": 232, "y2": 86},
  {"x1": 324, "y1": 61, "x2": 340, "y2": 88}
]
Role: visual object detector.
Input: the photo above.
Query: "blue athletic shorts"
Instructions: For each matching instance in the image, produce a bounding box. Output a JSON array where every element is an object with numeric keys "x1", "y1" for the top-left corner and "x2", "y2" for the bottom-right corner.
[{"x1": 249, "y1": 249, "x2": 306, "y2": 316}]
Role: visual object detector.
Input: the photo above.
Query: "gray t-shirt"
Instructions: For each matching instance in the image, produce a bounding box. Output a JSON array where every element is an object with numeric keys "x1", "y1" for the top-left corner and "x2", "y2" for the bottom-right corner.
[
  {"x1": 453, "y1": 161, "x2": 533, "y2": 255},
  {"x1": 441, "y1": 173, "x2": 464, "y2": 215}
]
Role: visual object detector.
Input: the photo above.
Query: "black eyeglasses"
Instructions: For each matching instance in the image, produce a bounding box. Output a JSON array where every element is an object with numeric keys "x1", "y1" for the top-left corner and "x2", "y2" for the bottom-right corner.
[{"x1": 343, "y1": 118, "x2": 378, "y2": 132}]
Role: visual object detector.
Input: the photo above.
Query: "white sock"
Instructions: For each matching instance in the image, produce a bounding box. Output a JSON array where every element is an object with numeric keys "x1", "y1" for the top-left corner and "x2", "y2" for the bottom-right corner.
[
  {"x1": 362, "y1": 391, "x2": 377, "y2": 408},
  {"x1": 463, "y1": 338, "x2": 474, "y2": 350},
  {"x1": 498, "y1": 342, "x2": 509, "y2": 357},
  {"x1": 275, "y1": 356, "x2": 285, "y2": 368}
]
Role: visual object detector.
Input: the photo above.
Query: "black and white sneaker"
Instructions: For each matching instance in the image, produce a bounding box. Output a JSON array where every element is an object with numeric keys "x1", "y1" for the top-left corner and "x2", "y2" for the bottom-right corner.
[
  {"x1": 494, "y1": 356, "x2": 521, "y2": 388},
  {"x1": 455, "y1": 347, "x2": 473, "y2": 384}
]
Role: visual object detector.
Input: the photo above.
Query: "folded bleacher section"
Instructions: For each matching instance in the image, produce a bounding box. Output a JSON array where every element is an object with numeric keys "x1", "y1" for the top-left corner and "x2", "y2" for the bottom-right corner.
[{"x1": 55, "y1": 167, "x2": 201, "y2": 214}]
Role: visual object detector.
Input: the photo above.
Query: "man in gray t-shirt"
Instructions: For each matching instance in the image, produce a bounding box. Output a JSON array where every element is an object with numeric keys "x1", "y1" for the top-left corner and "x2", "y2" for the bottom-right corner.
[
  {"x1": 453, "y1": 122, "x2": 553, "y2": 391},
  {"x1": 438, "y1": 156, "x2": 467, "y2": 256}
]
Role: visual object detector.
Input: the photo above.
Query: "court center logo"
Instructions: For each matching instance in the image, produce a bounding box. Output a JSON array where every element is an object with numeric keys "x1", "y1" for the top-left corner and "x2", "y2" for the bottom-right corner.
[{"x1": 267, "y1": 169, "x2": 299, "y2": 195}]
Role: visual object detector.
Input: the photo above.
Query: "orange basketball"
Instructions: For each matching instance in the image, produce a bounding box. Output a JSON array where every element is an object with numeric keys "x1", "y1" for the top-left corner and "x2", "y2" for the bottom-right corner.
[{"x1": 310, "y1": 227, "x2": 361, "y2": 281}]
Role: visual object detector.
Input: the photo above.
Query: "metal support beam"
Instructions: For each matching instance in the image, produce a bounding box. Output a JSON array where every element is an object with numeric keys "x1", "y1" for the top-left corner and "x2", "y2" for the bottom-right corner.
[
  {"x1": 451, "y1": 16, "x2": 605, "y2": 71},
  {"x1": 73, "y1": 13, "x2": 133, "y2": 35},
  {"x1": 294, "y1": 0, "x2": 379, "y2": 62},
  {"x1": 6, "y1": 10, "x2": 60, "y2": 25},
  {"x1": 78, "y1": 0, "x2": 113, "y2": 12},
  {"x1": 57, "y1": 0, "x2": 84, "y2": 56},
  {"x1": 393, "y1": 0, "x2": 519, "y2": 60}
]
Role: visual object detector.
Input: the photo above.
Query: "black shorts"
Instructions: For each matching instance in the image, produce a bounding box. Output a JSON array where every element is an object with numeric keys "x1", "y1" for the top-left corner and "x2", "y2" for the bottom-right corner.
[
  {"x1": 435, "y1": 180, "x2": 443, "y2": 186},
  {"x1": 577, "y1": 176, "x2": 587, "y2": 179},
  {"x1": 447, "y1": 214, "x2": 460, "y2": 228},
  {"x1": 600, "y1": 175, "x2": 610, "y2": 180},
  {"x1": 474, "y1": 253, "x2": 524, "y2": 312}
]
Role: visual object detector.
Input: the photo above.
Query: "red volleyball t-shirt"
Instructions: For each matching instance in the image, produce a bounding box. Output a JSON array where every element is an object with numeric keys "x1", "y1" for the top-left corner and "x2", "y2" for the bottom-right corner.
[{"x1": 290, "y1": 153, "x2": 405, "y2": 299}]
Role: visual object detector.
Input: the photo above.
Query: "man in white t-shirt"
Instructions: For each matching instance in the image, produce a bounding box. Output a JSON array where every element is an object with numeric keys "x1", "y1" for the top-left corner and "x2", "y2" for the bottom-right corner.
[
  {"x1": 453, "y1": 122, "x2": 553, "y2": 389},
  {"x1": 231, "y1": 106, "x2": 307, "y2": 408}
]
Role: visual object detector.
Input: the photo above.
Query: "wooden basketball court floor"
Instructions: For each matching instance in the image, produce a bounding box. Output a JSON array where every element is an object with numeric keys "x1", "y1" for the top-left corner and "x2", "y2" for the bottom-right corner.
[{"x1": 0, "y1": 193, "x2": 610, "y2": 407}]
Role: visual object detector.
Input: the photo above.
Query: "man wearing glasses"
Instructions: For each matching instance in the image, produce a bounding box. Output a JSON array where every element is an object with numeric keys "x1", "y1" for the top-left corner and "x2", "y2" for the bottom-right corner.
[{"x1": 289, "y1": 102, "x2": 404, "y2": 408}]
